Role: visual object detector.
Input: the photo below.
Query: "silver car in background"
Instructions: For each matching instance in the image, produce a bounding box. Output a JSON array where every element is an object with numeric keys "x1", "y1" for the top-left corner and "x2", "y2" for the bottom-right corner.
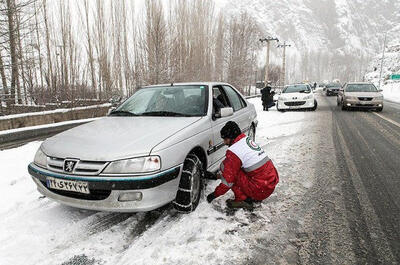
[
  {"x1": 337, "y1": 82, "x2": 384, "y2": 112},
  {"x1": 28, "y1": 82, "x2": 257, "y2": 213}
]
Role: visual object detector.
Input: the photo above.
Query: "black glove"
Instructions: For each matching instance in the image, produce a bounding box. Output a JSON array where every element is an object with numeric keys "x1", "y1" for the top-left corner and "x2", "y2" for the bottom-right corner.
[{"x1": 207, "y1": 192, "x2": 216, "y2": 203}]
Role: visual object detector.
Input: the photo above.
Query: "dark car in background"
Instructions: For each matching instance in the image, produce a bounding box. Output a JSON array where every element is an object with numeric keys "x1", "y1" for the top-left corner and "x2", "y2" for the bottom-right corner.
[{"x1": 325, "y1": 83, "x2": 342, "y2": 96}]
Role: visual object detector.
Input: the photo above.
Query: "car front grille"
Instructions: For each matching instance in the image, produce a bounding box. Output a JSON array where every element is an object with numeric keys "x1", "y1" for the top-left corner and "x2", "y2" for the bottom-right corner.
[
  {"x1": 284, "y1": 101, "x2": 306, "y2": 106},
  {"x1": 358, "y1": 97, "x2": 373, "y2": 101},
  {"x1": 355, "y1": 104, "x2": 375, "y2": 107},
  {"x1": 40, "y1": 180, "x2": 111, "y2": 200},
  {"x1": 47, "y1": 157, "x2": 108, "y2": 175}
]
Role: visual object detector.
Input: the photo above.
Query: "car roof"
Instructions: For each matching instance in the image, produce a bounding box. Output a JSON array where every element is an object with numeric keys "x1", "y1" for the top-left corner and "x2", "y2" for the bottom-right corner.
[
  {"x1": 142, "y1": 82, "x2": 232, "y2": 88},
  {"x1": 286, "y1": 83, "x2": 309, "y2": 86},
  {"x1": 346, "y1": 82, "x2": 373, "y2": 85}
]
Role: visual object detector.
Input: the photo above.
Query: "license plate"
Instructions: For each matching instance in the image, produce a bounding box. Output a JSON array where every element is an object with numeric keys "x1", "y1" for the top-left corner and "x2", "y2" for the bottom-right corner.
[{"x1": 46, "y1": 177, "x2": 90, "y2": 194}]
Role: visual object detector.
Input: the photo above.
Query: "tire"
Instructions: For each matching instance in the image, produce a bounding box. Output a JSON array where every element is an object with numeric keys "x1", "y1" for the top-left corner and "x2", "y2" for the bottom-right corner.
[
  {"x1": 376, "y1": 107, "x2": 383, "y2": 112},
  {"x1": 277, "y1": 104, "x2": 285, "y2": 112},
  {"x1": 173, "y1": 154, "x2": 204, "y2": 213},
  {"x1": 311, "y1": 100, "x2": 318, "y2": 111},
  {"x1": 248, "y1": 125, "x2": 256, "y2": 141},
  {"x1": 341, "y1": 102, "x2": 347, "y2": 111}
]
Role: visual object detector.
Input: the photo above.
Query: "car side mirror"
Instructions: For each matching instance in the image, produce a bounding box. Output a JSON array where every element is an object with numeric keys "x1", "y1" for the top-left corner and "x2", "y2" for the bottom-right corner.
[
  {"x1": 378, "y1": 89, "x2": 383, "y2": 92},
  {"x1": 214, "y1": 107, "x2": 234, "y2": 119}
]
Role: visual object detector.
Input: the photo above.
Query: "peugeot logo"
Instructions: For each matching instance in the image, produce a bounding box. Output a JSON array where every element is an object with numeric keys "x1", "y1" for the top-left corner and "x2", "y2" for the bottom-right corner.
[{"x1": 64, "y1": 159, "x2": 78, "y2": 173}]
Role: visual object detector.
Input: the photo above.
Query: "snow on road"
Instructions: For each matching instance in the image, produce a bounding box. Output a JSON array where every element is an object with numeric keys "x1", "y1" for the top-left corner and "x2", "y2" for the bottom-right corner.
[{"x1": 0, "y1": 98, "x2": 311, "y2": 265}]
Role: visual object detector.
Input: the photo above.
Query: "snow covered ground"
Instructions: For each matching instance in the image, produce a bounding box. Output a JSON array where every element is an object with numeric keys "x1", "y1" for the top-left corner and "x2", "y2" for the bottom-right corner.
[
  {"x1": 382, "y1": 81, "x2": 400, "y2": 104},
  {"x1": 0, "y1": 98, "x2": 314, "y2": 265}
]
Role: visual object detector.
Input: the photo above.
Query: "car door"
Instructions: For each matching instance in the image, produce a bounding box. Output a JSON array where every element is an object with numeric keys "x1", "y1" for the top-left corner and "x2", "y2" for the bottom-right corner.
[
  {"x1": 209, "y1": 85, "x2": 250, "y2": 166},
  {"x1": 222, "y1": 85, "x2": 251, "y2": 133},
  {"x1": 209, "y1": 86, "x2": 232, "y2": 166}
]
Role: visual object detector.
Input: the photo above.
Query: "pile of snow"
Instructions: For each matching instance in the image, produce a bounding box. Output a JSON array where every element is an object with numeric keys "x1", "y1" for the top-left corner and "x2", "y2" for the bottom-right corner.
[{"x1": 0, "y1": 103, "x2": 111, "y2": 120}]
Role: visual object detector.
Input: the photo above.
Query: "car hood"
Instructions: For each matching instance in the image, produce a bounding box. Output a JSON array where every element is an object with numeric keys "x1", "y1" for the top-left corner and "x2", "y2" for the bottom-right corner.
[
  {"x1": 345, "y1": 92, "x2": 382, "y2": 97},
  {"x1": 41, "y1": 116, "x2": 202, "y2": 161}
]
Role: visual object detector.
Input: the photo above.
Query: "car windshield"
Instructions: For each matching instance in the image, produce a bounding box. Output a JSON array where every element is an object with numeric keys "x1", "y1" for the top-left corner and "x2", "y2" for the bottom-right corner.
[
  {"x1": 346, "y1": 84, "x2": 377, "y2": 92},
  {"x1": 326, "y1": 83, "x2": 341, "y2": 88},
  {"x1": 283, "y1": 84, "x2": 311, "y2": 93},
  {"x1": 110, "y1": 85, "x2": 207, "y2": 117}
]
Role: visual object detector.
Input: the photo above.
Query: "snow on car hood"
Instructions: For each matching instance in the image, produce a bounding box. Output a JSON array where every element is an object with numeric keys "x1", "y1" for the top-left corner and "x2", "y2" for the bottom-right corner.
[{"x1": 41, "y1": 116, "x2": 202, "y2": 161}]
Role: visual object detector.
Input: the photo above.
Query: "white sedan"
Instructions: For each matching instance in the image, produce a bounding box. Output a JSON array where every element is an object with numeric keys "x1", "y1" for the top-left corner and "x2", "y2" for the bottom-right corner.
[
  {"x1": 28, "y1": 82, "x2": 257, "y2": 213},
  {"x1": 276, "y1": 84, "x2": 317, "y2": 111}
]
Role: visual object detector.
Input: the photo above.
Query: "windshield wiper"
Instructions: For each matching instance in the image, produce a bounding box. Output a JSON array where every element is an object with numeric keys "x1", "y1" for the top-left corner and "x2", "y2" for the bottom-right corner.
[
  {"x1": 140, "y1": 111, "x2": 192, "y2": 117},
  {"x1": 108, "y1": 110, "x2": 137, "y2": 116},
  {"x1": 299, "y1": 90, "x2": 310, "y2": 93}
]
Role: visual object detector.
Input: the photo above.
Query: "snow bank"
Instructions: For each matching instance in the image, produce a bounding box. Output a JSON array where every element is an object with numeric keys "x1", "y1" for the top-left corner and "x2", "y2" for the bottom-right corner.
[
  {"x1": 0, "y1": 103, "x2": 111, "y2": 120},
  {"x1": 382, "y1": 81, "x2": 400, "y2": 103},
  {"x1": 0, "y1": 117, "x2": 99, "y2": 136}
]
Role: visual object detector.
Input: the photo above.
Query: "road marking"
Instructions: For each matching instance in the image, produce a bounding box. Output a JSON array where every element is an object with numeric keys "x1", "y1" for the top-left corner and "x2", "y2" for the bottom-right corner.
[
  {"x1": 373, "y1": 112, "x2": 400, "y2": 128},
  {"x1": 335, "y1": 121, "x2": 396, "y2": 262}
]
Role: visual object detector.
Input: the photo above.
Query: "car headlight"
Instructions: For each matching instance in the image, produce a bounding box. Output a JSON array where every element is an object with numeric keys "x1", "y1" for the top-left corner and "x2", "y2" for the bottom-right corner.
[
  {"x1": 34, "y1": 148, "x2": 47, "y2": 168},
  {"x1": 375, "y1": 95, "x2": 383, "y2": 100},
  {"x1": 278, "y1": 96, "x2": 286, "y2": 100},
  {"x1": 103, "y1": 156, "x2": 161, "y2": 174},
  {"x1": 304, "y1": 95, "x2": 313, "y2": 100},
  {"x1": 345, "y1": 96, "x2": 357, "y2": 100}
]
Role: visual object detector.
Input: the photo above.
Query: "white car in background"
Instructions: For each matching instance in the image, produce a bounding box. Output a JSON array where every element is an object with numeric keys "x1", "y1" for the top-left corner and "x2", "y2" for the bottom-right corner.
[{"x1": 277, "y1": 84, "x2": 318, "y2": 112}]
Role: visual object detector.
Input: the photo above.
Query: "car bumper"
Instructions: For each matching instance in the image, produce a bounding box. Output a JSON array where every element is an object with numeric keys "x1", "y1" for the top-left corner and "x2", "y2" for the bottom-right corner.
[
  {"x1": 277, "y1": 98, "x2": 315, "y2": 109},
  {"x1": 28, "y1": 163, "x2": 182, "y2": 212},
  {"x1": 343, "y1": 100, "x2": 383, "y2": 109}
]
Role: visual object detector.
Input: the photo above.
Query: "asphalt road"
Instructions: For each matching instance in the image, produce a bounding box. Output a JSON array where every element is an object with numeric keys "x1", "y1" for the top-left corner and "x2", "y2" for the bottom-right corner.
[{"x1": 292, "y1": 94, "x2": 400, "y2": 265}]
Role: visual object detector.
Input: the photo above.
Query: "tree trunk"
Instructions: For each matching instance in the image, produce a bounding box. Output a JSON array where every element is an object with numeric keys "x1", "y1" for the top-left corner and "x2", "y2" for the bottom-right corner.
[{"x1": 6, "y1": 0, "x2": 19, "y2": 104}]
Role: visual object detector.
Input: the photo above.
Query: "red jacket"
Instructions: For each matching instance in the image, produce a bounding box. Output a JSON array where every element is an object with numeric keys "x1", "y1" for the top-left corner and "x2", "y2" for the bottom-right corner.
[{"x1": 214, "y1": 134, "x2": 279, "y2": 201}]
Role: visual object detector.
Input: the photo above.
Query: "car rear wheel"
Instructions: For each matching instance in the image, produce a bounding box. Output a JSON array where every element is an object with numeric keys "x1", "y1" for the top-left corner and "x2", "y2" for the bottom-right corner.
[{"x1": 173, "y1": 154, "x2": 204, "y2": 213}]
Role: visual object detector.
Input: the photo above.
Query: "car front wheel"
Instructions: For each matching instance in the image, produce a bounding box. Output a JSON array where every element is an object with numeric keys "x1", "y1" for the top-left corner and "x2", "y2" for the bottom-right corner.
[
  {"x1": 311, "y1": 100, "x2": 318, "y2": 111},
  {"x1": 173, "y1": 154, "x2": 204, "y2": 213}
]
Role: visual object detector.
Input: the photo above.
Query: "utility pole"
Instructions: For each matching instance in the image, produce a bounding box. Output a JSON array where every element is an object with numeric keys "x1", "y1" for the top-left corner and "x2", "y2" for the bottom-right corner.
[
  {"x1": 277, "y1": 41, "x2": 291, "y2": 87},
  {"x1": 378, "y1": 32, "x2": 387, "y2": 90},
  {"x1": 259, "y1": 36, "x2": 279, "y2": 85}
]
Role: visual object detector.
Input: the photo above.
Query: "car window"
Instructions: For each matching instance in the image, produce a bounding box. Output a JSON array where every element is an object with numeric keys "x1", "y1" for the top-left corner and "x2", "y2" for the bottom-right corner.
[
  {"x1": 283, "y1": 84, "x2": 310, "y2": 93},
  {"x1": 212, "y1": 87, "x2": 230, "y2": 107},
  {"x1": 113, "y1": 85, "x2": 207, "y2": 116},
  {"x1": 345, "y1": 84, "x2": 377, "y2": 92},
  {"x1": 222, "y1": 85, "x2": 244, "y2": 111}
]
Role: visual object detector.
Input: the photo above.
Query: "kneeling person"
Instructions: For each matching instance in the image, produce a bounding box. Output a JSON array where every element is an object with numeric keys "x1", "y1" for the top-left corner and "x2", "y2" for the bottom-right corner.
[{"x1": 207, "y1": 121, "x2": 279, "y2": 209}]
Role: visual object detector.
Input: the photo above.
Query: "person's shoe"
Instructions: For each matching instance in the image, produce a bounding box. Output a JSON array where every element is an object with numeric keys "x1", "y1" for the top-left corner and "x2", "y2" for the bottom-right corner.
[{"x1": 226, "y1": 199, "x2": 254, "y2": 210}]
